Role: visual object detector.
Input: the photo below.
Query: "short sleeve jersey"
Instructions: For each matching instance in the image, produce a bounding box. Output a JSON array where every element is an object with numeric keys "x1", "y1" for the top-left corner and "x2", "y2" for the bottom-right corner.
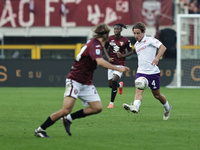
[
  {"x1": 67, "y1": 38, "x2": 103, "y2": 85},
  {"x1": 104, "y1": 35, "x2": 132, "y2": 66},
  {"x1": 134, "y1": 36, "x2": 162, "y2": 74}
]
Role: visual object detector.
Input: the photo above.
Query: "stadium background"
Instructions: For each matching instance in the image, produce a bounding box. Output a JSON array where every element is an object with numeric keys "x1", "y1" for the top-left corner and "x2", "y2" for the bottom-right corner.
[{"x1": 0, "y1": 0, "x2": 196, "y2": 87}]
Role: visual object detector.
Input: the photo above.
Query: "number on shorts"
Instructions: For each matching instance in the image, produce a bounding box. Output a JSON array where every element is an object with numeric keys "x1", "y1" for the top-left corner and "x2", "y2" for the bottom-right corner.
[
  {"x1": 92, "y1": 87, "x2": 97, "y2": 94},
  {"x1": 152, "y1": 80, "x2": 156, "y2": 86}
]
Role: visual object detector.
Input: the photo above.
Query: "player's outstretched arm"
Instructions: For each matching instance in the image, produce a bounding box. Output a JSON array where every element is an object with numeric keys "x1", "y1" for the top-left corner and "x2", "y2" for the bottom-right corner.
[
  {"x1": 103, "y1": 48, "x2": 114, "y2": 63},
  {"x1": 117, "y1": 50, "x2": 133, "y2": 58},
  {"x1": 151, "y1": 44, "x2": 167, "y2": 66},
  {"x1": 96, "y1": 58, "x2": 129, "y2": 73}
]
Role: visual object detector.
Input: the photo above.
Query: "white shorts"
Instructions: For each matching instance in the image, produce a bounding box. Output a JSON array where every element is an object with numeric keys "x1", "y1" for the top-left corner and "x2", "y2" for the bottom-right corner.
[
  {"x1": 64, "y1": 79, "x2": 101, "y2": 106},
  {"x1": 108, "y1": 65, "x2": 123, "y2": 80}
]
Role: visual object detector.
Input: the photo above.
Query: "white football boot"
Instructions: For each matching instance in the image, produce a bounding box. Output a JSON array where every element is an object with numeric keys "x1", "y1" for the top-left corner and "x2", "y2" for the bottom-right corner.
[
  {"x1": 163, "y1": 105, "x2": 172, "y2": 120},
  {"x1": 34, "y1": 129, "x2": 50, "y2": 138},
  {"x1": 123, "y1": 103, "x2": 139, "y2": 113}
]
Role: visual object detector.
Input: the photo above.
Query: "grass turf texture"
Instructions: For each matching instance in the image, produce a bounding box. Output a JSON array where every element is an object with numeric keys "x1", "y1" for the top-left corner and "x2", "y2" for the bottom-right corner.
[{"x1": 0, "y1": 87, "x2": 199, "y2": 150}]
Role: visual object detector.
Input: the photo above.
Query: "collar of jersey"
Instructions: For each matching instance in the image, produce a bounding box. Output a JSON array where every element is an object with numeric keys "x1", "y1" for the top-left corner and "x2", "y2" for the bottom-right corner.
[
  {"x1": 136, "y1": 35, "x2": 146, "y2": 44},
  {"x1": 140, "y1": 35, "x2": 146, "y2": 42}
]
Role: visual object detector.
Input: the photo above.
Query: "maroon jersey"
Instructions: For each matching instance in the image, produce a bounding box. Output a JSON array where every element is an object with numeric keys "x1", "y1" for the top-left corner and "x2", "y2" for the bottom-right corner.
[
  {"x1": 104, "y1": 35, "x2": 132, "y2": 65},
  {"x1": 67, "y1": 38, "x2": 103, "y2": 85}
]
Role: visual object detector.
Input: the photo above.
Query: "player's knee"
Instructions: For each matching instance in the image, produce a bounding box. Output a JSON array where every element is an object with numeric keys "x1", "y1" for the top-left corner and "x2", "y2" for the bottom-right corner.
[
  {"x1": 112, "y1": 80, "x2": 118, "y2": 89},
  {"x1": 62, "y1": 109, "x2": 71, "y2": 116},
  {"x1": 153, "y1": 93, "x2": 160, "y2": 99},
  {"x1": 94, "y1": 106, "x2": 102, "y2": 114},
  {"x1": 97, "y1": 107, "x2": 102, "y2": 113}
]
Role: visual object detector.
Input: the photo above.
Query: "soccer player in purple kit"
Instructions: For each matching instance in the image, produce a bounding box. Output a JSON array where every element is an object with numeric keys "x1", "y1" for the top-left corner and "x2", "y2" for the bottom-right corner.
[
  {"x1": 104, "y1": 23, "x2": 133, "y2": 108},
  {"x1": 34, "y1": 23, "x2": 130, "y2": 138},
  {"x1": 123, "y1": 22, "x2": 172, "y2": 120}
]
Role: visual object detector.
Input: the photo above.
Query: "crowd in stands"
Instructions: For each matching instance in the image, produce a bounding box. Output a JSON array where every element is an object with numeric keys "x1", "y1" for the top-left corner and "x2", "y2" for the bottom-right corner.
[{"x1": 178, "y1": 0, "x2": 200, "y2": 14}]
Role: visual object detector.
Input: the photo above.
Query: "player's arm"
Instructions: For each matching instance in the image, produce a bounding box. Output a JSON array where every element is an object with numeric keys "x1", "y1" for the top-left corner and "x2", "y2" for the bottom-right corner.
[
  {"x1": 95, "y1": 57, "x2": 129, "y2": 72},
  {"x1": 104, "y1": 48, "x2": 114, "y2": 63},
  {"x1": 103, "y1": 47, "x2": 109, "y2": 59},
  {"x1": 104, "y1": 41, "x2": 114, "y2": 63},
  {"x1": 117, "y1": 50, "x2": 133, "y2": 58},
  {"x1": 151, "y1": 44, "x2": 167, "y2": 66}
]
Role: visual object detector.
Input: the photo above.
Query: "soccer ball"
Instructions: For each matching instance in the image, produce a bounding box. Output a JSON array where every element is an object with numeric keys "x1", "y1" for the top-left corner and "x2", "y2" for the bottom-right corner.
[{"x1": 135, "y1": 77, "x2": 149, "y2": 90}]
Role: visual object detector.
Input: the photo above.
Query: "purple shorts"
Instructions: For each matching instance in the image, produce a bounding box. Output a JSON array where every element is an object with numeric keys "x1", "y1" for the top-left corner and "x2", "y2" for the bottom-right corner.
[{"x1": 135, "y1": 73, "x2": 160, "y2": 90}]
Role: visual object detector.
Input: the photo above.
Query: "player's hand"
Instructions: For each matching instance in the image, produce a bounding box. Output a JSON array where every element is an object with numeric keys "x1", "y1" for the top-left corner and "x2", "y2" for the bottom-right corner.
[
  {"x1": 109, "y1": 58, "x2": 114, "y2": 63},
  {"x1": 117, "y1": 52, "x2": 123, "y2": 58},
  {"x1": 119, "y1": 66, "x2": 130, "y2": 73},
  {"x1": 151, "y1": 58, "x2": 159, "y2": 66}
]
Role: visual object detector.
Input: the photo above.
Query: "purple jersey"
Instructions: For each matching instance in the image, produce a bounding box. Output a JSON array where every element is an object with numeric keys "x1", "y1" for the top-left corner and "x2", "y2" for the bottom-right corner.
[
  {"x1": 104, "y1": 35, "x2": 132, "y2": 66},
  {"x1": 67, "y1": 38, "x2": 103, "y2": 85}
]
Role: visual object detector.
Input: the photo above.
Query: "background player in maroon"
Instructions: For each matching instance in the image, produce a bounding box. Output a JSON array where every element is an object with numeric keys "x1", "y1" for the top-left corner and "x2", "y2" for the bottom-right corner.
[
  {"x1": 34, "y1": 23, "x2": 130, "y2": 137},
  {"x1": 104, "y1": 23, "x2": 133, "y2": 108}
]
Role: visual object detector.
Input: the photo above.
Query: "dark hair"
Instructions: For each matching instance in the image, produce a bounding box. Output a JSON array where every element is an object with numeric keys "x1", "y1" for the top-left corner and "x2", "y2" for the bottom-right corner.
[
  {"x1": 114, "y1": 23, "x2": 127, "y2": 29},
  {"x1": 132, "y1": 22, "x2": 146, "y2": 33},
  {"x1": 93, "y1": 23, "x2": 110, "y2": 42}
]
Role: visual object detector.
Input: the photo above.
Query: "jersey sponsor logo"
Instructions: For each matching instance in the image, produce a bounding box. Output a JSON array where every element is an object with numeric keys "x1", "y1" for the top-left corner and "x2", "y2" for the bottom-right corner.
[
  {"x1": 136, "y1": 46, "x2": 146, "y2": 53},
  {"x1": 113, "y1": 45, "x2": 119, "y2": 53},
  {"x1": 96, "y1": 49, "x2": 100, "y2": 55}
]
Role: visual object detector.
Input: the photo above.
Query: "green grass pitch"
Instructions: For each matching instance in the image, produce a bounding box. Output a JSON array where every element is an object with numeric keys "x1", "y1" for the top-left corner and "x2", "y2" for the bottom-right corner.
[{"x1": 0, "y1": 87, "x2": 199, "y2": 150}]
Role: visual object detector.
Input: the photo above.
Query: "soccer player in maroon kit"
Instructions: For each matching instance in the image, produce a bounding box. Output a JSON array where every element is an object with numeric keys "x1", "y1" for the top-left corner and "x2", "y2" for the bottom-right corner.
[
  {"x1": 104, "y1": 23, "x2": 133, "y2": 108},
  {"x1": 34, "y1": 23, "x2": 130, "y2": 137}
]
